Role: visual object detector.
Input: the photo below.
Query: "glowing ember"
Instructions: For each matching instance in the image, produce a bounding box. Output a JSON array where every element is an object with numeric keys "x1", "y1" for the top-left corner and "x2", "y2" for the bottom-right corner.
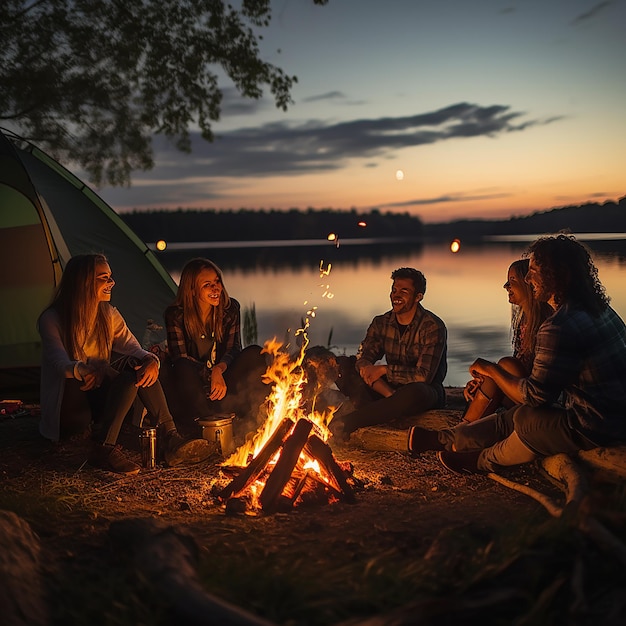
[{"x1": 319, "y1": 261, "x2": 334, "y2": 299}]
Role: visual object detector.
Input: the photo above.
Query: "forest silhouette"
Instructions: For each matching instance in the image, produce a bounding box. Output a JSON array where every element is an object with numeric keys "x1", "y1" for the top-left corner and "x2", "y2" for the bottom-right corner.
[{"x1": 122, "y1": 198, "x2": 626, "y2": 246}]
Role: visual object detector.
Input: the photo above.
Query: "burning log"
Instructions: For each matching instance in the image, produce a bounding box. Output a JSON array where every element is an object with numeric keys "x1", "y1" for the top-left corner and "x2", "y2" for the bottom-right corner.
[
  {"x1": 218, "y1": 418, "x2": 294, "y2": 501},
  {"x1": 296, "y1": 472, "x2": 344, "y2": 508},
  {"x1": 218, "y1": 338, "x2": 360, "y2": 514},
  {"x1": 304, "y1": 434, "x2": 356, "y2": 503},
  {"x1": 260, "y1": 418, "x2": 313, "y2": 512}
]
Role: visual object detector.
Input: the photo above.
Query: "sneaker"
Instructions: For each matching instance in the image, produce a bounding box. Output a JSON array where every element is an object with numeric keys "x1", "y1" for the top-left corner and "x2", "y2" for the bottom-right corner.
[
  {"x1": 407, "y1": 426, "x2": 445, "y2": 456},
  {"x1": 89, "y1": 443, "x2": 141, "y2": 475},
  {"x1": 438, "y1": 450, "x2": 483, "y2": 475},
  {"x1": 165, "y1": 430, "x2": 212, "y2": 467}
]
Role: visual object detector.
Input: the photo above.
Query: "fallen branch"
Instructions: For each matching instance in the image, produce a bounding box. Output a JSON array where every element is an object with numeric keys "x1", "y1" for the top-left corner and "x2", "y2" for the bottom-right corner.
[
  {"x1": 540, "y1": 453, "x2": 587, "y2": 509},
  {"x1": 0, "y1": 511, "x2": 47, "y2": 626},
  {"x1": 576, "y1": 445, "x2": 626, "y2": 482},
  {"x1": 486, "y1": 472, "x2": 562, "y2": 518},
  {"x1": 487, "y1": 453, "x2": 626, "y2": 569},
  {"x1": 109, "y1": 518, "x2": 274, "y2": 626}
]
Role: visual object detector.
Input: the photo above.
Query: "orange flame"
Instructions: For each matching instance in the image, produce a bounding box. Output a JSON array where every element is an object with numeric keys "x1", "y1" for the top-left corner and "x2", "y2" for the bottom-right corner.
[{"x1": 222, "y1": 335, "x2": 335, "y2": 470}]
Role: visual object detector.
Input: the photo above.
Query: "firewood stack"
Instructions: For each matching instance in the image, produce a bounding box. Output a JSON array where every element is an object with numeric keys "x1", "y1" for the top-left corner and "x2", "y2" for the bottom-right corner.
[{"x1": 218, "y1": 418, "x2": 356, "y2": 514}]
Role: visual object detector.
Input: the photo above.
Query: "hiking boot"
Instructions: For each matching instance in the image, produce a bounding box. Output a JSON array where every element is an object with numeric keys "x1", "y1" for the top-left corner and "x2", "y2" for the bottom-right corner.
[
  {"x1": 164, "y1": 430, "x2": 212, "y2": 467},
  {"x1": 407, "y1": 426, "x2": 445, "y2": 456},
  {"x1": 89, "y1": 443, "x2": 141, "y2": 475},
  {"x1": 438, "y1": 450, "x2": 483, "y2": 475}
]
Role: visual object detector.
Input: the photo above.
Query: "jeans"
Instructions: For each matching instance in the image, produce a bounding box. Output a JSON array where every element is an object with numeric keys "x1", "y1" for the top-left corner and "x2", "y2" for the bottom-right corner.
[
  {"x1": 163, "y1": 345, "x2": 269, "y2": 430},
  {"x1": 88, "y1": 367, "x2": 174, "y2": 446},
  {"x1": 439, "y1": 404, "x2": 600, "y2": 472}
]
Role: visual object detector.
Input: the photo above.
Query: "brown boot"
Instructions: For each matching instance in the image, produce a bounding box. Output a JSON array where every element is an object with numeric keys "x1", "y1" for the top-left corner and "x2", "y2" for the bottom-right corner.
[
  {"x1": 89, "y1": 443, "x2": 141, "y2": 475},
  {"x1": 164, "y1": 430, "x2": 212, "y2": 467}
]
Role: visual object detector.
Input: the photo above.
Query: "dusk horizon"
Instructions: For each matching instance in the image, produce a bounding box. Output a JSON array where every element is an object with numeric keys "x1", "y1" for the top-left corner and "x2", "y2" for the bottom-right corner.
[{"x1": 96, "y1": 1, "x2": 625, "y2": 225}]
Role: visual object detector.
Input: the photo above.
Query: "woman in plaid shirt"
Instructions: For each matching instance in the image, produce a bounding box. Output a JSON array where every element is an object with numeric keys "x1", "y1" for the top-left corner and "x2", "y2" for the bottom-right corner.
[{"x1": 163, "y1": 258, "x2": 268, "y2": 432}]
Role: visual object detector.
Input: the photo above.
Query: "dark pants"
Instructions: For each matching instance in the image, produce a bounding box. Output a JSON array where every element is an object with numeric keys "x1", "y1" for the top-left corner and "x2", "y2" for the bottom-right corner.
[
  {"x1": 81, "y1": 363, "x2": 174, "y2": 446},
  {"x1": 441, "y1": 404, "x2": 601, "y2": 472},
  {"x1": 60, "y1": 369, "x2": 173, "y2": 445},
  {"x1": 162, "y1": 345, "x2": 270, "y2": 431},
  {"x1": 335, "y1": 355, "x2": 445, "y2": 434}
]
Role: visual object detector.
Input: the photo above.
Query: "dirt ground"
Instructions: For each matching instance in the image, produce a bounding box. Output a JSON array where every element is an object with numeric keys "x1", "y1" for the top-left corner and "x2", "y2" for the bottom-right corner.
[{"x1": 1, "y1": 388, "x2": 624, "y2": 625}]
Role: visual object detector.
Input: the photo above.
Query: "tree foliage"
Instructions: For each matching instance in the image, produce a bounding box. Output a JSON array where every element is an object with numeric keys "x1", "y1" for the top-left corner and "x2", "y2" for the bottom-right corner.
[{"x1": 0, "y1": 0, "x2": 328, "y2": 186}]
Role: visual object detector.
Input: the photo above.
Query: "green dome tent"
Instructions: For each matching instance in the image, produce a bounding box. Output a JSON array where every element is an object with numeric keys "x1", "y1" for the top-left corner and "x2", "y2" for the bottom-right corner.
[{"x1": 0, "y1": 129, "x2": 177, "y2": 399}]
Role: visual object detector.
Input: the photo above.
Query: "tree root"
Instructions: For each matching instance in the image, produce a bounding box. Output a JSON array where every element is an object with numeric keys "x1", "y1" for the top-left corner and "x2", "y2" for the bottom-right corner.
[{"x1": 487, "y1": 452, "x2": 626, "y2": 569}]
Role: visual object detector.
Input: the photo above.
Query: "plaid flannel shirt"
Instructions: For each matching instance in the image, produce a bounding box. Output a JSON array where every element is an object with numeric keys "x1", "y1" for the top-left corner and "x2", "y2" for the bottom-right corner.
[
  {"x1": 356, "y1": 304, "x2": 447, "y2": 387},
  {"x1": 164, "y1": 298, "x2": 242, "y2": 369},
  {"x1": 521, "y1": 304, "x2": 626, "y2": 441}
]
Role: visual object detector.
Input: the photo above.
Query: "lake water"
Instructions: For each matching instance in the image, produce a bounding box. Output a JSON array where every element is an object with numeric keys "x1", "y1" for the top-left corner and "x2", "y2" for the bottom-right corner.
[{"x1": 155, "y1": 236, "x2": 626, "y2": 388}]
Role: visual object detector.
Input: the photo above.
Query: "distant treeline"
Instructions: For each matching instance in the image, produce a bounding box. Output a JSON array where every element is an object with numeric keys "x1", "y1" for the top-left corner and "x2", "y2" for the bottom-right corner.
[
  {"x1": 121, "y1": 208, "x2": 424, "y2": 243},
  {"x1": 423, "y1": 197, "x2": 626, "y2": 241},
  {"x1": 121, "y1": 198, "x2": 626, "y2": 244}
]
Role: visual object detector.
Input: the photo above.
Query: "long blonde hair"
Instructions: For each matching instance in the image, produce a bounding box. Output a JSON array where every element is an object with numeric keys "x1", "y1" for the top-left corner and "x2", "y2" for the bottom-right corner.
[
  {"x1": 174, "y1": 258, "x2": 231, "y2": 343},
  {"x1": 509, "y1": 259, "x2": 550, "y2": 359},
  {"x1": 48, "y1": 253, "x2": 112, "y2": 360}
]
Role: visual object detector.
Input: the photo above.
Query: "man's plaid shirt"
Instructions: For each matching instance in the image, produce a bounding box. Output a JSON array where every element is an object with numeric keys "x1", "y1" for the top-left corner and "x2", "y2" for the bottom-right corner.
[{"x1": 355, "y1": 304, "x2": 447, "y2": 387}]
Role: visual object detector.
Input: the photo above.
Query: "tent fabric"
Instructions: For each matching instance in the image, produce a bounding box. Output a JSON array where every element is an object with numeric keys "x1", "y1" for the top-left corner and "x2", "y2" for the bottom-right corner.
[{"x1": 0, "y1": 129, "x2": 177, "y2": 394}]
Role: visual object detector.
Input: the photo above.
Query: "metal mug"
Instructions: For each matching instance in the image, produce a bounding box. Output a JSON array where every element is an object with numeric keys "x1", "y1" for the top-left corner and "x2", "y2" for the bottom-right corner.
[{"x1": 196, "y1": 414, "x2": 235, "y2": 456}]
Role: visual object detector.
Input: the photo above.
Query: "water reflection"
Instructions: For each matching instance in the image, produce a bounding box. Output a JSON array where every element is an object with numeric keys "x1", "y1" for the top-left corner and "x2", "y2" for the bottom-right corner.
[{"x1": 156, "y1": 239, "x2": 626, "y2": 388}]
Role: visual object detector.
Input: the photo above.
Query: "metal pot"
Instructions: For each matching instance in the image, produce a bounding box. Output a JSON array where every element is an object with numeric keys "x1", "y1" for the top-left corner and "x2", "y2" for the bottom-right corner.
[{"x1": 196, "y1": 414, "x2": 235, "y2": 456}]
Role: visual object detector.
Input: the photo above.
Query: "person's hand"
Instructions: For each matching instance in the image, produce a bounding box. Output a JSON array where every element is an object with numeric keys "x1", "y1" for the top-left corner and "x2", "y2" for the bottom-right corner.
[
  {"x1": 79, "y1": 358, "x2": 109, "y2": 391},
  {"x1": 371, "y1": 378, "x2": 394, "y2": 398},
  {"x1": 359, "y1": 364, "x2": 385, "y2": 386},
  {"x1": 209, "y1": 367, "x2": 227, "y2": 401},
  {"x1": 134, "y1": 357, "x2": 160, "y2": 387},
  {"x1": 469, "y1": 358, "x2": 492, "y2": 380},
  {"x1": 463, "y1": 377, "x2": 482, "y2": 402}
]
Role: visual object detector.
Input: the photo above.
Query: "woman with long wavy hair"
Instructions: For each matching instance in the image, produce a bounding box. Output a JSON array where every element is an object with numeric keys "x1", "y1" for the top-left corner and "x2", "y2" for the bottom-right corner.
[
  {"x1": 457, "y1": 259, "x2": 552, "y2": 423},
  {"x1": 163, "y1": 258, "x2": 268, "y2": 432},
  {"x1": 38, "y1": 254, "x2": 210, "y2": 474}
]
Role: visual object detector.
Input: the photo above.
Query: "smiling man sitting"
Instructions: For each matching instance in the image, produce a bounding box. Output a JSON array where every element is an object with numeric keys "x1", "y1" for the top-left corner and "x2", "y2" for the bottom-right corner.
[{"x1": 331, "y1": 267, "x2": 448, "y2": 441}]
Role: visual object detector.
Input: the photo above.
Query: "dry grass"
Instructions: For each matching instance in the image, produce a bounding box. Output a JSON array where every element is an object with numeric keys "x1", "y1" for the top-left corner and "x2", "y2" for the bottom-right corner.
[{"x1": 1, "y1": 401, "x2": 625, "y2": 625}]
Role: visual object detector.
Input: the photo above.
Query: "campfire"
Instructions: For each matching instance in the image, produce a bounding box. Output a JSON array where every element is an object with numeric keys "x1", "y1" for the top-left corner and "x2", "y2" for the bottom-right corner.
[{"x1": 217, "y1": 337, "x2": 356, "y2": 514}]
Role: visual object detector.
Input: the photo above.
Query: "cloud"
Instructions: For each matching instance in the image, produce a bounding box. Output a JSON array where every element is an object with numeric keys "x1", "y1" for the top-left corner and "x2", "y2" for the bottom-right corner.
[
  {"x1": 145, "y1": 102, "x2": 556, "y2": 180},
  {"x1": 374, "y1": 191, "x2": 513, "y2": 210},
  {"x1": 571, "y1": 1, "x2": 613, "y2": 25},
  {"x1": 220, "y1": 87, "x2": 268, "y2": 117},
  {"x1": 301, "y1": 91, "x2": 347, "y2": 103}
]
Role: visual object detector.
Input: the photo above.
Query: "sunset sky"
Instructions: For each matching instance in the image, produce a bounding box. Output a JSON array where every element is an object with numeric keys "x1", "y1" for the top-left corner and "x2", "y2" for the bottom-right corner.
[{"x1": 99, "y1": 0, "x2": 625, "y2": 224}]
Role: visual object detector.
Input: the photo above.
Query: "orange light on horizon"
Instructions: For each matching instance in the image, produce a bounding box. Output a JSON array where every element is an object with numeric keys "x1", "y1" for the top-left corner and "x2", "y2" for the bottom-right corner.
[{"x1": 450, "y1": 239, "x2": 461, "y2": 253}]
